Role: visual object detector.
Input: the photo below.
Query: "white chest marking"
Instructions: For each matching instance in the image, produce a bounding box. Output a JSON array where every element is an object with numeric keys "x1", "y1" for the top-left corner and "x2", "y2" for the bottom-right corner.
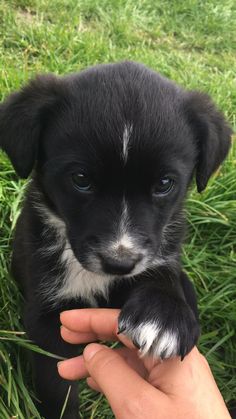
[
  {"x1": 56, "y1": 242, "x2": 115, "y2": 305},
  {"x1": 35, "y1": 204, "x2": 116, "y2": 306}
]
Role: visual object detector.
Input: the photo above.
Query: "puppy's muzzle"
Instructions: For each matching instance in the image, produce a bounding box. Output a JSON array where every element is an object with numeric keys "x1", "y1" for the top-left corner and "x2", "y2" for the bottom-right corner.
[{"x1": 100, "y1": 252, "x2": 142, "y2": 275}]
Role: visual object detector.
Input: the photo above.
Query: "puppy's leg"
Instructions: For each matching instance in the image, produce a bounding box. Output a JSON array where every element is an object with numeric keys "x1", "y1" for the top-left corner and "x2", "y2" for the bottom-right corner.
[
  {"x1": 118, "y1": 272, "x2": 200, "y2": 360},
  {"x1": 25, "y1": 307, "x2": 80, "y2": 419},
  {"x1": 180, "y1": 271, "x2": 199, "y2": 321}
]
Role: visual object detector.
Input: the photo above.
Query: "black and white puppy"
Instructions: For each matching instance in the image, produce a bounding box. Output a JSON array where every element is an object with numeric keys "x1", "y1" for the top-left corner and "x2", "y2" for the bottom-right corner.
[{"x1": 0, "y1": 61, "x2": 231, "y2": 419}]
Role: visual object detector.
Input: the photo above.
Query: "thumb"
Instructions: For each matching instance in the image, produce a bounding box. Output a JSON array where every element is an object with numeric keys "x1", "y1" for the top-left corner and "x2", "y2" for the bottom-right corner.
[{"x1": 83, "y1": 343, "x2": 168, "y2": 418}]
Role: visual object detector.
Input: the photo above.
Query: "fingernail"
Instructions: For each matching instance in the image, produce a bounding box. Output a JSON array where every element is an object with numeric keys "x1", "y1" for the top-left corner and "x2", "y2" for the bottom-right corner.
[
  {"x1": 83, "y1": 343, "x2": 104, "y2": 362},
  {"x1": 57, "y1": 361, "x2": 63, "y2": 368}
]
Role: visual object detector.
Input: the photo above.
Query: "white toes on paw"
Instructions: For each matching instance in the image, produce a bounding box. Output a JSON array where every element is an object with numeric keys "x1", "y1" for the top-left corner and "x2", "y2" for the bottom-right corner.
[{"x1": 120, "y1": 321, "x2": 179, "y2": 359}]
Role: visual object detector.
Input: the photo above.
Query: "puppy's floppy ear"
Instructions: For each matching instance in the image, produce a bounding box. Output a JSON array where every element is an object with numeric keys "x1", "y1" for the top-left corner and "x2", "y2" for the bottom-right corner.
[
  {"x1": 0, "y1": 74, "x2": 62, "y2": 178},
  {"x1": 184, "y1": 91, "x2": 232, "y2": 192}
]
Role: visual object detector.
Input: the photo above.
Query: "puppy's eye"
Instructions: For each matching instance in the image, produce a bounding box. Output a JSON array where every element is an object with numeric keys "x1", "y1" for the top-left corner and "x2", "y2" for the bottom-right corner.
[
  {"x1": 152, "y1": 177, "x2": 174, "y2": 196},
  {"x1": 72, "y1": 173, "x2": 92, "y2": 192}
]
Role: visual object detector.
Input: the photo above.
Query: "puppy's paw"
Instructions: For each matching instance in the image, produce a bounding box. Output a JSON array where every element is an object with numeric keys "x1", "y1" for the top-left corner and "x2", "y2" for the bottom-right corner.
[{"x1": 118, "y1": 290, "x2": 200, "y2": 360}]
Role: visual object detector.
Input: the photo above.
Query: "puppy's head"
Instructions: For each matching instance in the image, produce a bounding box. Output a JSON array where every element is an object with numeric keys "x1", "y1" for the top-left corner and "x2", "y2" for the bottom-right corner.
[{"x1": 0, "y1": 62, "x2": 232, "y2": 278}]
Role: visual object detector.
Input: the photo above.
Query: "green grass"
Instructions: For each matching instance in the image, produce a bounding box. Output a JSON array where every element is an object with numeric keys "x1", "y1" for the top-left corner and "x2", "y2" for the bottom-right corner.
[{"x1": 0, "y1": 0, "x2": 236, "y2": 417}]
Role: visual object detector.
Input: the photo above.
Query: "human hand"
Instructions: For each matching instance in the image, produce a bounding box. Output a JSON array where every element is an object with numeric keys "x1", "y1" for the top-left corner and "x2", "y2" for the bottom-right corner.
[{"x1": 58, "y1": 309, "x2": 230, "y2": 419}]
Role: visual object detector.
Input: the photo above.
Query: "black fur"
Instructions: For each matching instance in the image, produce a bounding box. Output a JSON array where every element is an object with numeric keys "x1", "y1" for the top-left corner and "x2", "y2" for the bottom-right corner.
[{"x1": 0, "y1": 61, "x2": 232, "y2": 419}]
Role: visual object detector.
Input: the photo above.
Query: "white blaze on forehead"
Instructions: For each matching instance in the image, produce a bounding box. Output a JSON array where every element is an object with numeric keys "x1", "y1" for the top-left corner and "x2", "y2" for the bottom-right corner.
[{"x1": 123, "y1": 123, "x2": 133, "y2": 163}]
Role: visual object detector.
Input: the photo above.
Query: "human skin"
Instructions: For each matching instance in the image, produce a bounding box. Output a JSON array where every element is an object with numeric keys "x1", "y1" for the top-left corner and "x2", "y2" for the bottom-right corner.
[{"x1": 58, "y1": 308, "x2": 230, "y2": 419}]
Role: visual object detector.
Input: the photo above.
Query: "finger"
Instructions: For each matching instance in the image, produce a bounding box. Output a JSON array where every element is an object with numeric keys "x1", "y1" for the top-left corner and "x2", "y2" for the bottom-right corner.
[
  {"x1": 61, "y1": 326, "x2": 96, "y2": 344},
  {"x1": 60, "y1": 325, "x2": 137, "y2": 355},
  {"x1": 83, "y1": 343, "x2": 168, "y2": 417},
  {"x1": 57, "y1": 356, "x2": 87, "y2": 380},
  {"x1": 60, "y1": 308, "x2": 120, "y2": 340},
  {"x1": 115, "y1": 347, "x2": 147, "y2": 378},
  {"x1": 60, "y1": 309, "x2": 137, "y2": 351},
  {"x1": 57, "y1": 346, "x2": 147, "y2": 381},
  {"x1": 87, "y1": 377, "x2": 101, "y2": 392},
  {"x1": 147, "y1": 347, "x2": 208, "y2": 392}
]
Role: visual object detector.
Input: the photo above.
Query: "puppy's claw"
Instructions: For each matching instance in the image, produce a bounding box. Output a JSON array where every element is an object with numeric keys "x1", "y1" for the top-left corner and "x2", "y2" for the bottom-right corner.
[
  {"x1": 132, "y1": 338, "x2": 141, "y2": 349},
  {"x1": 117, "y1": 326, "x2": 126, "y2": 335},
  {"x1": 180, "y1": 346, "x2": 187, "y2": 361},
  {"x1": 140, "y1": 342, "x2": 147, "y2": 352}
]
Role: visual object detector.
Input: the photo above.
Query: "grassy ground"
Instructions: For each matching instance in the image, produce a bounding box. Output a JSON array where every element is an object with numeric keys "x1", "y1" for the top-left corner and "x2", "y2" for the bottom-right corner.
[{"x1": 0, "y1": 0, "x2": 236, "y2": 417}]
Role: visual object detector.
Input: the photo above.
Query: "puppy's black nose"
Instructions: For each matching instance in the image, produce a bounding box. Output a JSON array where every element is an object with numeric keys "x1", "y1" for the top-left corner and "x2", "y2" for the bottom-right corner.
[{"x1": 100, "y1": 254, "x2": 141, "y2": 275}]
